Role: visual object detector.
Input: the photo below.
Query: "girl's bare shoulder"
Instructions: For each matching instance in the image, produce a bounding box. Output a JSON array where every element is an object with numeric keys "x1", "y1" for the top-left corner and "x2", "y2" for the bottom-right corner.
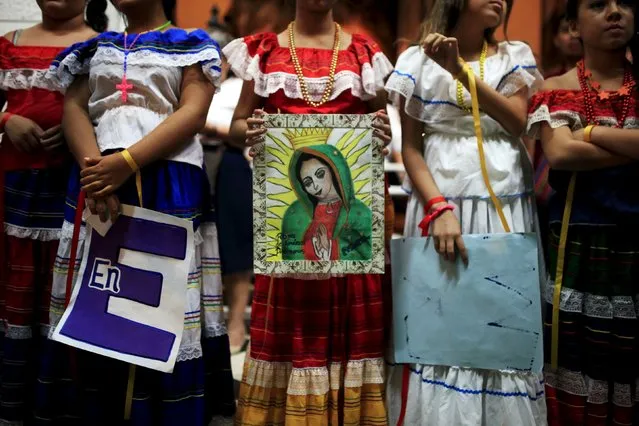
[{"x1": 543, "y1": 68, "x2": 580, "y2": 91}]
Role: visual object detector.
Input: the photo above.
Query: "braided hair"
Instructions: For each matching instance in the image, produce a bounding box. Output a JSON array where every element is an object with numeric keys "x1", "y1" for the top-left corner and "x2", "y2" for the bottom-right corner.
[{"x1": 86, "y1": 0, "x2": 108, "y2": 32}]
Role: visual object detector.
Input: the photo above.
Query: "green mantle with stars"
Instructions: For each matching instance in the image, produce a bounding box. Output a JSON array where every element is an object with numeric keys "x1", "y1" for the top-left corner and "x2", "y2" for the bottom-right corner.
[{"x1": 280, "y1": 144, "x2": 372, "y2": 261}]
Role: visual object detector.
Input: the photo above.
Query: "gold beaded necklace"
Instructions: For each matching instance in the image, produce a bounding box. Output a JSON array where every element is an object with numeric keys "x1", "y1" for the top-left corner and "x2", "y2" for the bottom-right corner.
[
  {"x1": 288, "y1": 21, "x2": 341, "y2": 108},
  {"x1": 456, "y1": 40, "x2": 488, "y2": 112}
]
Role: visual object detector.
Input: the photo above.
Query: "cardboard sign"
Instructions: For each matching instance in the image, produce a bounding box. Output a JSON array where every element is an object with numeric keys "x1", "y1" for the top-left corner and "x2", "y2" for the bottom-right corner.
[
  {"x1": 52, "y1": 205, "x2": 194, "y2": 373},
  {"x1": 391, "y1": 234, "x2": 543, "y2": 373},
  {"x1": 254, "y1": 114, "x2": 385, "y2": 275}
]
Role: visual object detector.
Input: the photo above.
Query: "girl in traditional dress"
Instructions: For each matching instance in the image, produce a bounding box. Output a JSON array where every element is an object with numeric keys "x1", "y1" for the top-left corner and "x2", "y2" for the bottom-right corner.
[
  {"x1": 385, "y1": 0, "x2": 547, "y2": 424},
  {"x1": 43, "y1": 0, "x2": 235, "y2": 424},
  {"x1": 527, "y1": 0, "x2": 638, "y2": 424},
  {"x1": 0, "y1": 0, "x2": 105, "y2": 423},
  {"x1": 223, "y1": 0, "x2": 393, "y2": 423}
]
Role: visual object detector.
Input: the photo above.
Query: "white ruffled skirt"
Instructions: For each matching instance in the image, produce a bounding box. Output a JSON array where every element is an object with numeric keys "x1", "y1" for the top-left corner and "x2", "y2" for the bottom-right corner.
[{"x1": 388, "y1": 190, "x2": 548, "y2": 425}]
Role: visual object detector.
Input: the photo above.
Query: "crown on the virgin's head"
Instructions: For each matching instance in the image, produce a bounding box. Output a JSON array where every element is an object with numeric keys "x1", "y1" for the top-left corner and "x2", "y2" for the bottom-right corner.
[{"x1": 283, "y1": 128, "x2": 331, "y2": 149}]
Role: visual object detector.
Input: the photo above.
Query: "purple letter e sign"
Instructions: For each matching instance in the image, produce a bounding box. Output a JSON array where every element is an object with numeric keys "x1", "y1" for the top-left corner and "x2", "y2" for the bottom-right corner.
[{"x1": 52, "y1": 205, "x2": 194, "y2": 373}]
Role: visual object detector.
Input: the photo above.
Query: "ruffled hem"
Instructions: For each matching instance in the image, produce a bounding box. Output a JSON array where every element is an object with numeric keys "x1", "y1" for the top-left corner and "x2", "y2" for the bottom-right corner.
[
  {"x1": 205, "y1": 323, "x2": 228, "y2": 339},
  {"x1": 543, "y1": 279, "x2": 637, "y2": 320},
  {"x1": 223, "y1": 36, "x2": 392, "y2": 102},
  {"x1": 48, "y1": 28, "x2": 222, "y2": 89},
  {"x1": 175, "y1": 343, "x2": 203, "y2": 362},
  {"x1": 4, "y1": 223, "x2": 61, "y2": 241},
  {"x1": 386, "y1": 363, "x2": 547, "y2": 426},
  {"x1": 0, "y1": 323, "x2": 46, "y2": 340},
  {"x1": 95, "y1": 45, "x2": 221, "y2": 88},
  {"x1": 47, "y1": 42, "x2": 93, "y2": 90},
  {"x1": 545, "y1": 366, "x2": 636, "y2": 407},
  {"x1": 237, "y1": 357, "x2": 388, "y2": 424},
  {"x1": 496, "y1": 64, "x2": 544, "y2": 97},
  {"x1": 526, "y1": 103, "x2": 582, "y2": 138},
  {"x1": 242, "y1": 357, "x2": 385, "y2": 394},
  {"x1": 0, "y1": 68, "x2": 65, "y2": 93},
  {"x1": 526, "y1": 89, "x2": 639, "y2": 136},
  {"x1": 387, "y1": 42, "x2": 542, "y2": 124}
]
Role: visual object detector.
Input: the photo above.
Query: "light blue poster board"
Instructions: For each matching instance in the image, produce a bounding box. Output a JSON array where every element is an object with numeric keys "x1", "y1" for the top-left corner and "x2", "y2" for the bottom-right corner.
[{"x1": 391, "y1": 234, "x2": 543, "y2": 373}]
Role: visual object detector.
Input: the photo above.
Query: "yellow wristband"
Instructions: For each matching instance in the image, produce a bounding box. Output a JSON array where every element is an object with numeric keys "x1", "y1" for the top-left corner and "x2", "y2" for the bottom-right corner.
[
  {"x1": 121, "y1": 149, "x2": 139, "y2": 172},
  {"x1": 583, "y1": 125, "x2": 595, "y2": 143}
]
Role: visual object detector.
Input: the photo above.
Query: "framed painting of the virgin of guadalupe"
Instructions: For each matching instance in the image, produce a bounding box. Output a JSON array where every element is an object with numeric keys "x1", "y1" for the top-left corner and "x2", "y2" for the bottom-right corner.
[{"x1": 253, "y1": 114, "x2": 385, "y2": 275}]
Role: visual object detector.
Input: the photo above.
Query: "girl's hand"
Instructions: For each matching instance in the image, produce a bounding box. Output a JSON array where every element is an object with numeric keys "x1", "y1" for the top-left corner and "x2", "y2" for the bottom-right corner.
[
  {"x1": 4, "y1": 114, "x2": 44, "y2": 153},
  {"x1": 572, "y1": 128, "x2": 585, "y2": 141},
  {"x1": 80, "y1": 153, "x2": 134, "y2": 198},
  {"x1": 246, "y1": 109, "x2": 267, "y2": 157},
  {"x1": 40, "y1": 125, "x2": 65, "y2": 151},
  {"x1": 373, "y1": 109, "x2": 392, "y2": 156},
  {"x1": 87, "y1": 194, "x2": 121, "y2": 223},
  {"x1": 431, "y1": 206, "x2": 468, "y2": 263},
  {"x1": 422, "y1": 33, "x2": 463, "y2": 77}
]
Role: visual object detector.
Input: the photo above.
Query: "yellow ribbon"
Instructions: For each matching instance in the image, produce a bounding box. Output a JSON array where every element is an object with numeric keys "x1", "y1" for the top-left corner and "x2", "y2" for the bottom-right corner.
[
  {"x1": 464, "y1": 64, "x2": 511, "y2": 233},
  {"x1": 121, "y1": 150, "x2": 143, "y2": 209},
  {"x1": 122, "y1": 150, "x2": 143, "y2": 420},
  {"x1": 135, "y1": 172, "x2": 143, "y2": 208},
  {"x1": 121, "y1": 149, "x2": 139, "y2": 172},
  {"x1": 550, "y1": 172, "x2": 576, "y2": 370},
  {"x1": 124, "y1": 364, "x2": 136, "y2": 420},
  {"x1": 549, "y1": 126, "x2": 588, "y2": 369}
]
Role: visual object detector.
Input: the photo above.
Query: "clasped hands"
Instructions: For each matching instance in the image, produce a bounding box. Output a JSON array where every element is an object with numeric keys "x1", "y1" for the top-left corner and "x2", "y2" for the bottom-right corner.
[{"x1": 80, "y1": 152, "x2": 133, "y2": 222}]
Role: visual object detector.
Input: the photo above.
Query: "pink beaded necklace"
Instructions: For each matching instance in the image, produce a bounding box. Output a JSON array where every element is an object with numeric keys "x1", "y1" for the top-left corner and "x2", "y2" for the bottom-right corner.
[{"x1": 116, "y1": 20, "x2": 172, "y2": 103}]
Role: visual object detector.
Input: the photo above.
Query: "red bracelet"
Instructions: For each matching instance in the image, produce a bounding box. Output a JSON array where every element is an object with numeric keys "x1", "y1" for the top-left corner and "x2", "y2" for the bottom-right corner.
[
  {"x1": 424, "y1": 196, "x2": 447, "y2": 213},
  {"x1": 418, "y1": 204, "x2": 454, "y2": 237},
  {"x1": 0, "y1": 113, "x2": 13, "y2": 132}
]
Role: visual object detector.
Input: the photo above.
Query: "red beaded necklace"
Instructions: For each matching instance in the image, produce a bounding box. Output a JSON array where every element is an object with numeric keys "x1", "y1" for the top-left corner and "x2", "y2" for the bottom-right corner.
[{"x1": 577, "y1": 59, "x2": 635, "y2": 127}]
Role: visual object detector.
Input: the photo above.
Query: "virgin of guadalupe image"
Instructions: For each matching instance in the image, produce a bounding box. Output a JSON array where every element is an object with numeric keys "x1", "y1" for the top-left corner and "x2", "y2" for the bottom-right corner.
[{"x1": 281, "y1": 145, "x2": 372, "y2": 261}]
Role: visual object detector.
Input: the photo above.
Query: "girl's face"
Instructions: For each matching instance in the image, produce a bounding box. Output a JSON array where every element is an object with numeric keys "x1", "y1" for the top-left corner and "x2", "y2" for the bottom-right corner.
[
  {"x1": 37, "y1": 0, "x2": 86, "y2": 19},
  {"x1": 465, "y1": 0, "x2": 506, "y2": 29},
  {"x1": 296, "y1": 0, "x2": 338, "y2": 14},
  {"x1": 555, "y1": 18, "x2": 583, "y2": 58},
  {"x1": 575, "y1": 0, "x2": 635, "y2": 51},
  {"x1": 300, "y1": 158, "x2": 338, "y2": 202},
  {"x1": 253, "y1": 2, "x2": 280, "y2": 33}
]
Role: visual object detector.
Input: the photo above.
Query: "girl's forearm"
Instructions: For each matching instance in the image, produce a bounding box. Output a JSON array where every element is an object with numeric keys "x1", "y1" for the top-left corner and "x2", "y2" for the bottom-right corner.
[
  {"x1": 127, "y1": 65, "x2": 213, "y2": 167},
  {"x1": 63, "y1": 78, "x2": 101, "y2": 168},
  {"x1": 456, "y1": 72, "x2": 528, "y2": 137},
  {"x1": 589, "y1": 126, "x2": 639, "y2": 160},
  {"x1": 127, "y1": 104, "x2": 207, "y2": 168}
]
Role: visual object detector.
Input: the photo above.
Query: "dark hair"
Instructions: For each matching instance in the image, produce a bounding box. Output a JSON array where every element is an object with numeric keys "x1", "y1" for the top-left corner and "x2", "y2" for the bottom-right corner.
[
  {"x1": 549, "y1": 11, "x2": 568, "y2": 37},
  {"x1": 565, "y1": 0, "x2": 579, "y2": 21},
  {"x1": 418, "y1": 0, "x2": 513, "y2": 44},
  {"x1": 226, "y1": 0, "x2": 293, "y2": 37},
  {"x1": 224, "y1": 0, "x2": 248, "y2": 37},
  {"x1": 295, "y1": 153, "x2": 343, "y2": 206},
  {"x1": 86, "y1": 0, "x2": 108, "y2": 32},
  {"x1": 566, "y1": 0, "x2": 638, "y2": 80},
  {"x1": 162, "y1": 0, "x2": 176, "y2": 23}
]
